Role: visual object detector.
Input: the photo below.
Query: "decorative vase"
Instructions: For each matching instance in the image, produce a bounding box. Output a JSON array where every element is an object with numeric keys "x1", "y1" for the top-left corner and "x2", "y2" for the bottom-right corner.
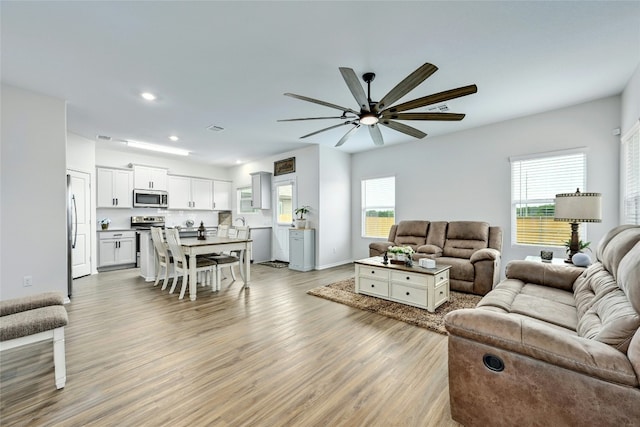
[
  {"x1": 295, "y1": 219, "x2": 306, "y2": 229},
  {"x1": 572, "y1": 252, "x2": 591, "y2": 267},
  {"x1": 101, "y1": 224, "x2": 108, "y2": 230}
]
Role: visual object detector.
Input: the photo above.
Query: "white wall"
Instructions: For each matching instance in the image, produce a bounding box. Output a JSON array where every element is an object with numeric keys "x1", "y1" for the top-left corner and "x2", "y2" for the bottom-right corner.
[
  {"x1": 351, "y1": 95, "x2": 622, "y2": 270},
  {"x1": 67, "y1": 132, "x2": 98, "y2": 274},
  {"x1": 317, "y1": 145, "x2": 351, "y2": 269},
  {"x1": 1, "y1": 84, "x2": 68, "y2": 299}
]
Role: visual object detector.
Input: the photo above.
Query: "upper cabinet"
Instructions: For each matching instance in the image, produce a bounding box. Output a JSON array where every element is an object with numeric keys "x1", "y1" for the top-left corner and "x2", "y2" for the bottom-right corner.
[
  {"x1": 251, "y1": 171, "x2": 272, "y2": 209},
  {"x1": 213, "y1": 180, "x2": 231, "y2": 211},
  {"x1": 167, "y1": 175, "x2": 213, "y2": 210},
  {"x1": 133, "y1": 165, "x2": 167, "y2": 191},
  {"x1": 97, "y1": 167, "x2": 133, "y2": 208}
]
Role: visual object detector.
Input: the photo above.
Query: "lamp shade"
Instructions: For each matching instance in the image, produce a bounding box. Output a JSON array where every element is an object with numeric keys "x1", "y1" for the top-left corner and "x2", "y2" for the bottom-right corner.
[{"x1": 554, "y1": 189, "x2": 602, "y2": 222}]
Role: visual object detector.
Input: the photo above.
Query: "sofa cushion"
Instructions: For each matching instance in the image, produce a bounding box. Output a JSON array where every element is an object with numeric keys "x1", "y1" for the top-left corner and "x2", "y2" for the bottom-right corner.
[
  {"x1": 438, "y1": 256, "x2": 474, "y2": 282},
  {"x1": 443, "y1": 221, "x2": 489, "y2": 258},
  {"x1": 597, "y1": 226, "x2": 640, "y2": 282},
  {"x1": 394, "y1": 220, "x2": 429, "y2": 248},
  {"x1": 426, "y1": 221, "x2": 448, "y2": 248}
]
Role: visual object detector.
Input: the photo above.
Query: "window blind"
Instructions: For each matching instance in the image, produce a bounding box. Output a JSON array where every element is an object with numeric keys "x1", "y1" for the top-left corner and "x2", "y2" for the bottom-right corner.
[
  {"x1": 622, "y1": 122, "x2": 640, "y2": 225},
  {"x1": 362, "y1": 176, "x2": 395, "y2": 238},
  {"x1": 511, "y1": 151, "x2": 586, "y2": 246}
]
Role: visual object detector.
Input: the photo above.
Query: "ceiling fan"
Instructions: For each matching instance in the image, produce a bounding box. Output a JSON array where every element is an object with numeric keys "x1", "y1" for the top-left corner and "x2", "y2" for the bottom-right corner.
[{"x1": 279, "y1": 62, "x2": 477, "y2": 147}]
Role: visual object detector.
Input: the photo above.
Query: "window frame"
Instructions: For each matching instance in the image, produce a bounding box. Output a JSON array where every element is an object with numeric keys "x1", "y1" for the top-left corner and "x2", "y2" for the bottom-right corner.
[
  {"x1": 361, "y1": 175, "x2": 396, "y2": 238},
  {"x1": 510, "y1": 148, "x2": 587, "y2": 248},
  {"x1": 621, "y1": 120, "x2": 640, "y2": 225}
]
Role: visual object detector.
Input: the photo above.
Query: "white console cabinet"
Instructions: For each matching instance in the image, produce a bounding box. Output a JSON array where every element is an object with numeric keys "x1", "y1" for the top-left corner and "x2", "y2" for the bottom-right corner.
[{"x1": 289, "y1": 229, "x2": 314, "y2": 271}]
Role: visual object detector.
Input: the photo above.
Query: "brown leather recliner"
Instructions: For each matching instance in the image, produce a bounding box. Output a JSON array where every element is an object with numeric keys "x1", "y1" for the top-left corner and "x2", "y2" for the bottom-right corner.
[
  {"x1": 444, "y1": 225, "x2": 640, "y2": 426},
  {"x1": 369, "y1": 220, "x2": 502, "y2": 295}
]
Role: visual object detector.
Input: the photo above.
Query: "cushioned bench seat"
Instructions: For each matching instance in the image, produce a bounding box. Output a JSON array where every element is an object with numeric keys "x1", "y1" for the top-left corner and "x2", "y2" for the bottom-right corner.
[{"x1": 0, "y1": 292, "x2": 68, "y2": 389}]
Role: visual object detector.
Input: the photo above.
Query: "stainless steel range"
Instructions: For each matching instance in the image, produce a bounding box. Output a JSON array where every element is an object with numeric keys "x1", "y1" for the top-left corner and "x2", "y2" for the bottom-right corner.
[
  {"x1": 130, "y1": 215, "x2": 165, "y2": 230},
  {"x1": 131, "y1": 216, "x2": 165, "y2": 267}
]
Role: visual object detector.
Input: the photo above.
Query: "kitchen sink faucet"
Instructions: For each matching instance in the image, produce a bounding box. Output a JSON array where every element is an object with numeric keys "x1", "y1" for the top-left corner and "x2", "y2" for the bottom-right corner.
[{"x1": 235, "y1": 217, "x2": 246, "y2": 226}]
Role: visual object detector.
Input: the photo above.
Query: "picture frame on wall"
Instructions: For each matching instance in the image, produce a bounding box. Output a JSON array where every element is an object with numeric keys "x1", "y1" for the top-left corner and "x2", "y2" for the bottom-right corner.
[{"x1": 274, "y1": 157, "x2": 295, "y2": 176}]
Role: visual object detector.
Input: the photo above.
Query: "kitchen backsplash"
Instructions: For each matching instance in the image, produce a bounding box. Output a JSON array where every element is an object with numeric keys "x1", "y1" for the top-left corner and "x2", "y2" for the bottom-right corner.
[{"x1": 97, "y1": 207, "x2": 222, "y2": 229}]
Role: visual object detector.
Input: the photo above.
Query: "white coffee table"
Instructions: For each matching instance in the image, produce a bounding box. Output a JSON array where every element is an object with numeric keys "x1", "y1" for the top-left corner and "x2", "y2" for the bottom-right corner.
[{"x1": 354, "y1": 256, "x2": 451, "y2": 312}]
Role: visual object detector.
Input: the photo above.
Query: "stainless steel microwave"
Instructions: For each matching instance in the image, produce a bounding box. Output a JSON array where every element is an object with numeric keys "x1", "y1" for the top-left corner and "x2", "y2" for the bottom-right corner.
[{"x1": 133, "y1": 189, "x2": 168, "y2": 208}]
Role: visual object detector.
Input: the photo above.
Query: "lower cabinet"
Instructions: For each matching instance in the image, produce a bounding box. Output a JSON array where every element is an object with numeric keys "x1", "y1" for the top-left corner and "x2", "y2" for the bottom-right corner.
[
  {"x1": 289, "y1": 229, "x2": 314, "y2": 271},
  {"x1": 98, "y1": 230, "x2": 136, "y2": 270}
]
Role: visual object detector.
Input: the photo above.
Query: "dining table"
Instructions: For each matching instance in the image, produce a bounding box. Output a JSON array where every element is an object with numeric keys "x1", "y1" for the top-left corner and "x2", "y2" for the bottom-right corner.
[{"x1": 179, "y1": 236, "x2": 252, "y2": 301}]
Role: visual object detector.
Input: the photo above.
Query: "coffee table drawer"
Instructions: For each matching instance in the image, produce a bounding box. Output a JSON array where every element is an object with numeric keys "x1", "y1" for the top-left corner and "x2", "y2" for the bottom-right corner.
[
  {"x1": 434, "y1": 281, "x2": 449, "y2": 307},
  {"x1": 434, "y1": 270, "x2": 449, "y2": 286},
  {"x1": 390, "y1": 270, "x2": 430, "y2": 286},
  {"x1": 358, "y1": 278, "x2": 389, "y2": 298},
  {"x1": 358, "y1": 265, "x2": 390, "y2": 281},
  {"x1": 390, "y1": 283, "x2": 427, "y2": 308}
]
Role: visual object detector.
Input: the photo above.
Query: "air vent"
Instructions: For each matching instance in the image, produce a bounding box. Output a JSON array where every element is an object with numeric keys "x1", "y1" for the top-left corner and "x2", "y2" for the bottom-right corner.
[
  {"x1": 426, "y1": 103, "x2": 450, "y2": 112},
  {"x1": 206, "y1": 125, "x2": 225, "y2": 132},
  {"x1": 96, "y1": 135, "x2": 112, "y2": 141}
]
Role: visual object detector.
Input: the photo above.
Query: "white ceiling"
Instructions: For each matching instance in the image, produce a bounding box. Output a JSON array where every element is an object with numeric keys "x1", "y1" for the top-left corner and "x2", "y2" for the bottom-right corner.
[{"x1": 2, "y1": 1, "x2": 639, "y2": 166}]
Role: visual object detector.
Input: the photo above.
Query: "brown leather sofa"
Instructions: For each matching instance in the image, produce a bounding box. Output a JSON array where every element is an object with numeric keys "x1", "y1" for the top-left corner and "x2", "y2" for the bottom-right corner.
[
  {"x1": 444, "y1": 225, "x2": 640, "y2": 426},
  {"x1": 369, "y1": 220, "x2": 502, "y2": 295}
]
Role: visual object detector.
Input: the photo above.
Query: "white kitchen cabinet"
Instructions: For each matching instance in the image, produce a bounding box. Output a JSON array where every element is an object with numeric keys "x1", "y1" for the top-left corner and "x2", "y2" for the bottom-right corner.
[
  {"x1": 133, "y1": 165, "x2": 167, "y2": 190},
  {"x1": 213, "y1": 180, "x2": 231, "y2": 210},
  {"x1": 250, "y1": 171, "x2": 272, "y2": 209},
  {"x1": 167, "y1": 175, "x2": 213, "y2": 210},
  {"x1": 97, "y1": 167, "x2": 133, "y2": 208},
  {"x1": 97, "y1": 230, "x2": 136, "y2": 270},
  {"x1": 289, "y1": 228, "x2": 314, "y2": 271}
]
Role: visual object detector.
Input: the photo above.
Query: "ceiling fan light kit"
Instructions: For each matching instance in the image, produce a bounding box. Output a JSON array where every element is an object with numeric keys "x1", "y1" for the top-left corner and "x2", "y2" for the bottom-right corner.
[{"x1": 279, "y1": 62, "x2": 477, "y2": 147}]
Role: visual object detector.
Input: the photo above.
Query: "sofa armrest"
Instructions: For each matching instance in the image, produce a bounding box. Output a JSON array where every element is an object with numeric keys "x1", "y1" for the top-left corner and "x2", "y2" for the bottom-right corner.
[
  {"x1": 505, "y1": 260, "x2": 584, "y2": 292},
  {"x1": 445, "y1": 308, "x2": 638, "y2": 386},
  {"x1": 469, "y1": 248, "x2": 500, "y2": 263},
  {"x1": 368, "y1": 241, "x2": 396, "y2": 256},
  {"x1": 416, "y1": 244, "x2": 442, "y2": 257}
]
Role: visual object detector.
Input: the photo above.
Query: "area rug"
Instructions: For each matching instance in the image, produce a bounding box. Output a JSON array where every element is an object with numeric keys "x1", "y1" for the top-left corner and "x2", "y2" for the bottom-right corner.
[
  {"x1": 307, "y1": 277, "x2": 482, "y2": 335},
  {"x1": 258, "y1": 260, "x2": 289, "y2": 268}
]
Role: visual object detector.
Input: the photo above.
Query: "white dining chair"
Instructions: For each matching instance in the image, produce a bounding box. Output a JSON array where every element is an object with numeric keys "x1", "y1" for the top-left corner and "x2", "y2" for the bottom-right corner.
[
  {"x1": 217, "y1": 225, "x2": 229, "y2": 238},
  {"x1": 164, "y1": 228, "x2": 217, "y2": 299},
  {"x1": 150, "y1": 227, "x2": 174, "y2": 290}
]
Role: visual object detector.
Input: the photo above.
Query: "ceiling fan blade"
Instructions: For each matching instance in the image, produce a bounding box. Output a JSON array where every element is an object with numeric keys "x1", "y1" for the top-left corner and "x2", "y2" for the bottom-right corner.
[
  {"x1": 278, "y1": 116, "x2": 355, "y2": 122},
  {"x1": 300, "y1": 122, "x2": 351, "y2": 139},
  {"x1": 380, "y1": 112, "x2": 465, "y2": 121},
  {"x1": 375, "y1": 63, "x2": 438, "y2": 111},
  {"x1": 379, "y1": 120, "x2": 427, "y2": 139},
  {"x1": 381, "y1": 84, "x2": 478, "y2": 114},
  {"x1": 335, "y1": 124, "x2": 361, "y2": 147},
  {"x1": 339, "y1": 67, "x2": 369, "y2": 111},
  {"x1": 284, "y1": 93, "x2": 359, "y2": 115},
  {"x1": 368, "y1": 124, "x2": 384, "y2": 146}
]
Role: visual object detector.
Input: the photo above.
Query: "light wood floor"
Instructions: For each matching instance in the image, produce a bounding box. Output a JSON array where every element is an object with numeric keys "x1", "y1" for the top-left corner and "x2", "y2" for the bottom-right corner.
[{"x1": 1, "y1": 264, "x2": 459, "y2": 426}]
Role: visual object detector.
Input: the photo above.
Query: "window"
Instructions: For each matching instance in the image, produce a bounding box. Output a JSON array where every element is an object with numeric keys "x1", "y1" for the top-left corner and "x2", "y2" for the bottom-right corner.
[
  {"x1": 510, "y1": 150, "x2": 586, "y2": 246},
  {"x1": 362, "y1": 176, "x2": 395, "y2": 238},
  {"x1": 276, "y1": 183, "x2": 293, "y2": 224},
  {"x1": 237, "y1": 187, "x2": 258, "y2": 214},
  {"x1": 622, "y1": 121, "x2": 640, "y2": 225}
]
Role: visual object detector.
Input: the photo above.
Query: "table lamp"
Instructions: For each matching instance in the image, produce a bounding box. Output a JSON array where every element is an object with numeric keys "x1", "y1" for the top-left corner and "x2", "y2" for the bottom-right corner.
[{"x1": 554, "y1": 188, "x2": 602, "y2": 263}]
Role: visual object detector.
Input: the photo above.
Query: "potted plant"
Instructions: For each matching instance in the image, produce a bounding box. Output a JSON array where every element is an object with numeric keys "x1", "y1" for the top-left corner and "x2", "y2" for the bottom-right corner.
[
  {"x1": 294, "y1": 205, "x2": 311, "y2": 229},
  {"x1": 387, "y1": 245, "x2": 415, "y2": 265},
  {"x1": 99, "y1": 218, "x2": 111, "y2": 230}
]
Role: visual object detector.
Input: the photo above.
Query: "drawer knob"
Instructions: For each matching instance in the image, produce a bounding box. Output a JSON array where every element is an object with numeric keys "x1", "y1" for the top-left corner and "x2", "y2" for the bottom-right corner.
[
  {"x1": 439, "y1": 291, "x2": 444, "y2": 295},
  {"x1": 371, "y1": 284, "x2": 375, "y2": 288},
  {"x1": 371, "y1": 270, "x2": 375, "y2": 274},
  {"x1": 406, "y1": 276, "x2": 410, "y2": 280},
  {"x1": 406, "y1": 291, "x2": 410, "y2": 296}
]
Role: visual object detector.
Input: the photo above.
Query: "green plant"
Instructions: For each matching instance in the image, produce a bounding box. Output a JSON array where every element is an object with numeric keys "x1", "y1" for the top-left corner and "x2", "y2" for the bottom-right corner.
[
  {"x1": 294, "y1": 205, "x2": 311, "y2": 220},
  {"x1": 387, "y1": 245, "x2": 415, "y2": 255},
  {"x1": 564, "y1": 239, "x2": 591, "y2": 254}
]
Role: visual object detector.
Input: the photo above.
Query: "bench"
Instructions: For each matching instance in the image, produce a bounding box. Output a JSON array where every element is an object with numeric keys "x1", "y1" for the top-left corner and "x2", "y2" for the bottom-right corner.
[{"x1": 0, "y1": 292, "x2": 68, "y2": 389}]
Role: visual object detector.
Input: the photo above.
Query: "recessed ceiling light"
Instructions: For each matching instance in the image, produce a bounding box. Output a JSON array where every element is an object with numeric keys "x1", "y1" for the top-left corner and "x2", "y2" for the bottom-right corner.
[
  {"x1": 169, "y1": 135, "x2": 179, "y2": 142},
  {"x1": 127, "y1": 140, "x2": 189, "y2": 156},
  {"x1": 236, "y1": 160, "x2": 242, "y2": 164},
  {"x1": 141, "y1": 92, "x2": 156, "y2": 101}
]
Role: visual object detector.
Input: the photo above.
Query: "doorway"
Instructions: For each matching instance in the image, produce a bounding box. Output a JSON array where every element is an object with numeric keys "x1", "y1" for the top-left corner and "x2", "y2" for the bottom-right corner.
[
  {"x1": 272, "y1": 178, "x2": 296, "y2": 262},
  {"x1": 68, "y1": 169, "x2": 91, "y2": 278}
]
